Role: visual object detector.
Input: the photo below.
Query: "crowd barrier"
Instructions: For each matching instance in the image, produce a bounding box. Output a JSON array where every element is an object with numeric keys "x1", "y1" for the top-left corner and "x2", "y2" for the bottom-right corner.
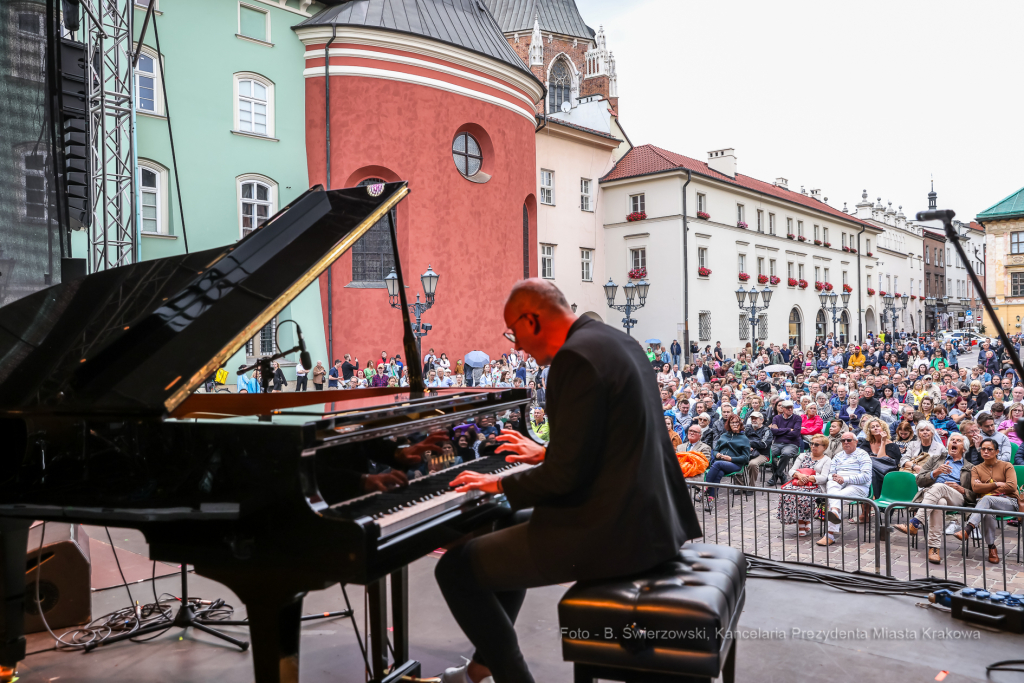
[{"x1": 687, "y1": 480, "x2": 1022, "y2": 591}]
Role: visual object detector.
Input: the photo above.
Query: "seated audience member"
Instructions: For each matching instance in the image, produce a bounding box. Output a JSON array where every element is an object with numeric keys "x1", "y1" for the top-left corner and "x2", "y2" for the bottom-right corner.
[
  {"x1": 767, "y1": 400, "x2": 802, "y2": 486},
  {"x1": 776, "y1": 434, "x2": 833, "y2": 537},
  {"x1": 860, "y1": 415, "x2": 900, "y2": 512},
  {"x1": 930, "y1": 404, "x2": 958, "y2": 441},
  {"x1": 682, "y1": 423, "x2": 712, "y2": 460},
  {"x1": 900, "y1": 421, "x2": 946, "y2": 473},
  {"x1": 976, "y1": 411, "x2": 1014, "y2": 463},
  {"x1": 839, "y1": 394, "x2": 865, "y2": 430},
  {"x1": 818, "y1": 432, "x2": 872, "y2": 546},
  {"x1": 891, "y1": 419, "x2": 916, "y2": 457},
  {"x1": 895, "y1": 433, "x2": 973, "y2": 564},
  {"x1": 953, "y1": 438, "x2": 1021, "y2": 564},
  {"x1": 999, "y1": 403, "x2": 1024, "y2": 446},
  {"x1": 801, "y1": 402, "x2": 824, "y2": 436},
  {"x1": 665, "y1": 414, "x2": 683, "y2": 449},
  {"x1": 702, "y1": 414, "x2": 750, "y2": 509},
  {"x1": 743, "y1": 412, "x2": 773, "y2": 487}
]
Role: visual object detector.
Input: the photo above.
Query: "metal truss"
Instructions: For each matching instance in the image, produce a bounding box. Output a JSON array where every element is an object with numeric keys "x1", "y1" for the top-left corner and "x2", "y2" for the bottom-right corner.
[{"x1": 83, "y1": 0, "x2": 136, "y2": 272}]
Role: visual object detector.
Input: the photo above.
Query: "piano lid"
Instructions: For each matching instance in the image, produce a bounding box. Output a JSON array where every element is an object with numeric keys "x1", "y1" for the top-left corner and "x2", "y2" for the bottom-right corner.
[{"x1": 0, "y1": 182, "x2": 409, "y2": 416}]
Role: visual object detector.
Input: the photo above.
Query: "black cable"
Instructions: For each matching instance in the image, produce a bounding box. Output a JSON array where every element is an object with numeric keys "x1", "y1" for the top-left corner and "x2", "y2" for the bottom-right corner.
[
  {"x1": 987, "y1": 659, "x2": 1024, "y2": 675},
  {"x1": 150, "y1": 12, "x2": 188, "y2": 253},
  {"x1": 104, "y1": 527, "x2": 134, "y2": 606},
  {"x1": 744, "y1": 555, "x2": 965, "y2": 597}
]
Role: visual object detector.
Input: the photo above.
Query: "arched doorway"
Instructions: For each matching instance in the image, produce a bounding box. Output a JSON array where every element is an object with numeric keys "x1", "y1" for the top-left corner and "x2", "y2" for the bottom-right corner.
[
  {"x1": 815, "y1": 309, "x2": 828, "y2": 342},
  {"x1": 788, "y1": 308, "x2": 802, "y2": 351},
  {"x1": 839, "y1": 310, "x2": 851, "y2": 344},
  {"x1": 865, "y1": 308, "x2": 876, "y2": 335}
]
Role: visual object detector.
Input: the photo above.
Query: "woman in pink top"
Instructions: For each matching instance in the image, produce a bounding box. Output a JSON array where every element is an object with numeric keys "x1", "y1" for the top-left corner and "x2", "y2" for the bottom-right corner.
[
  {"x1": 998, "y1": 403, "x2": 1024, "y2": 445},
  {"x1": 800, "y1": 402, "x2": 824, "y2": 436}
]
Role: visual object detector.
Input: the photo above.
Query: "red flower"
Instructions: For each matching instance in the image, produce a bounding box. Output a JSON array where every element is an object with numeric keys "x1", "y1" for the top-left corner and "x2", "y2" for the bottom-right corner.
[
  {"x1": 797, "y1": 235, "x2": 807, "y2": 242},
  {"x1": 757, "y1": 274, "x2": 769, "y2": 284},
  {"x1": 798, "y1": 279, "x2": 809, "y2": 289},
  {"x1": 626, "y1": 211, "x2": 647, "y2": 222},
  {"x1": 769, "y1": 275, "x2": 781, "y2": 285},
  {"x1": 867, "y1": 287, "x2": 876, "y2": 295},
  {"x1": 814, "y1": 239, "x2": 822, "y2": 245},
  {"x1": 628, "y1": 267, "x2": 647, "y2": 279},
  {"x1": 842, "y1": 284, "x2": 853, "y2": 293},
  {"x1": 823, "y1": 242, "x2": 832, "y2": 247},
  {"x1": 879, "y1": 290, "x2": 886, "y2": 296},
  {"x1": 698, "y1": 266, "x2": 712, "y2": 277},
  {"x1": 697, "y1": 211, "x2": 710, "y2": 220},
  {"x1": 786, "y1": 233, "x2": 796, "y2": 239},
  {"x1": 738, "y1": 272, "x2": 751, "y2": 281},
  {"x1": 788, "y1": 277, "x2": 799, "y2": 287}
]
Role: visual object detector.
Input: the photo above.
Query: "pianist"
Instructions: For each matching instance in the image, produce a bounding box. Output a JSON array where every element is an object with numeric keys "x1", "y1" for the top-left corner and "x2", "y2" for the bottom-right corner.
[{"x1": 437, "y1": 279, "x2": 702, "y2": 683}]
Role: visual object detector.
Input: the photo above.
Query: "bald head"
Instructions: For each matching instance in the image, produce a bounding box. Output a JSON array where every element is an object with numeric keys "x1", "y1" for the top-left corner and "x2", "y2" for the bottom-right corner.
[
  {"x1": 503, "y1": 279, "x2": 576, "y2": 365},
  {"x1": 505, "y1": 279, "x2": 572, "y2": 317}
]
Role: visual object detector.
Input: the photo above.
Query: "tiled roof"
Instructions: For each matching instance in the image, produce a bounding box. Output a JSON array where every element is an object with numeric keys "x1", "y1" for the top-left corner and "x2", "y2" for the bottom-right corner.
[
  {"x1": 483, "y1": 0, "x2": 595, "y2": 39},
  {"x1": 298, "y1": 0, "x2": 537, "y2": 80},
  {"x1": 540, "y1": 115, "x2": 620, "y2": 141},
  {"x1": 602, "y1": 144, "x2": 876, "y2": 229},
  {"x1": 922, "y1": 228, "x2": 946, "y2": 241},
  {"x1": 968, "y1": 221, "x2": 985, "y2": 233},
  {"x1": 977, "y1": 185, "x2": 1024, "y2": 221}
]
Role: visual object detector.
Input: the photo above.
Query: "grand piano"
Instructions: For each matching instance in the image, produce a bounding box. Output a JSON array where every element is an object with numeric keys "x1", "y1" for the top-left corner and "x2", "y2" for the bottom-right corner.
[{"x1": 0, "y1": 182, "x2": 535, "y2": 683}]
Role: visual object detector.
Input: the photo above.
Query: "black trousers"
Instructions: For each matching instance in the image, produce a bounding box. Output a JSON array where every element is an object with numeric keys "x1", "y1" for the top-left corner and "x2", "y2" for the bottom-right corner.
[
  {"x1": 295, "y1": 375, "x2": 308, "y2": 391},
  {"x1": 435, "y1": 512, "x2": 571, "y2": 683}
]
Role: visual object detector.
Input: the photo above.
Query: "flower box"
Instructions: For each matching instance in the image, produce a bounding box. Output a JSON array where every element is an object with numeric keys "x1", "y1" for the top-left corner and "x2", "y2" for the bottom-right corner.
[
  {"x1": 769, "y1": 275, "x2": 781, "y2": 285},
  {"x1": 842, "y1": 284, "x2": 853, "y2": 293},
  {"x1": 697, "y1": 211, "x2": 710, "y2": 220},
  {"x1": 786, "y1": 233, "x2": 796, "y2": 240},
  {"x1": 879, "y1": 291, "x2": 886, "y2": 296},
  {"x1": 866, "y1": 288, "x2": 876, "y2": 295},
  {"x1": 842, "y1": 246, "x2": 850, "y2": 252},
  {"x1": 737, "y1": 221, "x2": 748, "y2": 229},
  {"x1": 849, "y1": 248, "x2": 858, "y2": 254},
  {"x1": 893, "y1": 293, "x2": 901, "y2": 299},
  {"x1": 738, "y1": 272, "x2": 750, "y2": 281},
  {"x1": 698, "y1": 266, "x2": 712, "y2": 277},
  {"x1": 797, "y1": 235, "x2": 807, "y2": 242},
  {"x1": 757, "y1": 274, "x2": 769, "y2": 284},
  {"x1": 866, "y1": 251, "x2": 873, "y2": 257},
  {"x1": 910, "y1": 295, "x2": 917, "y2": 300},
  {"x1": 815, "y1": 281, "x2": 834, "y2": 292},
  {"x1": 628, "y1": 267, "x2": 647, "y2": 280},
  {"x1": 823, "y1": 242, "x2": 831, "y2": 248},
  {"x1": 626, "y1": 211, "x2": 647, "y2": 222},
  {"x1": 788, "y1": 277, "x2": 799, "y2": 287},
  {"x1": 798, "y1": 279, "x2": 809, "y2": 289},
  {"x1": 814, "y1": 239, "x2": 823, "y2": 245}
]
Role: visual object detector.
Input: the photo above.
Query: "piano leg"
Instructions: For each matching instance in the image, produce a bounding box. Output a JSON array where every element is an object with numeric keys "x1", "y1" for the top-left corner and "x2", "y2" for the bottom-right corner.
[
  {"x1": 0, "y1": 519, "x2": 30, "y2": 676},
  {"x1": 390, "y1": 566, "x2": 409, "y2": 664},
  {"x1": 242, "y1": 591, "x2": 305, "y2": 683},
  {"x1": 366, "y1": 579, "x2": 389, "y2": 679}
]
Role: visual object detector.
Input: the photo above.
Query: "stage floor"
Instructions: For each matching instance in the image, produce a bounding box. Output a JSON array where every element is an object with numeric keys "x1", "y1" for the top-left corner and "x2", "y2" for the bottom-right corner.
[{"x1": 13, "y1": 528, "x2": 1022, "y2": 683}]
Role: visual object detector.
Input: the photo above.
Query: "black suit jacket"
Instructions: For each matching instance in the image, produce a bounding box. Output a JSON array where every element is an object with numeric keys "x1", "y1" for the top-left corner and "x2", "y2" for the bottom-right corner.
[{"x1": 502, "y1": 317, "x2": 701, "y2": 581}]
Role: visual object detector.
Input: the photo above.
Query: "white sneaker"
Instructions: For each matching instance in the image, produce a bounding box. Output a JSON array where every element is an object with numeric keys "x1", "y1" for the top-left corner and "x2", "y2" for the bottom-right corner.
[
  {"x1": 945, "y1": 521, "x2": 961, "y2": 535},
  {"x1": 440, "y1": 658, "x2": 494, "y2": 683}
]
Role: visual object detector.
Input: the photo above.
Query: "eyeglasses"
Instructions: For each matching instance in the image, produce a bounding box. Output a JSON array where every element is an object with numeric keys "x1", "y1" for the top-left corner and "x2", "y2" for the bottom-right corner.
[
  {"x1": 503, "y1": 313, "x2": 531, "y2": 343},
  {"x1": 840, "y1": 438, "x2": 856, "y2": 442}
]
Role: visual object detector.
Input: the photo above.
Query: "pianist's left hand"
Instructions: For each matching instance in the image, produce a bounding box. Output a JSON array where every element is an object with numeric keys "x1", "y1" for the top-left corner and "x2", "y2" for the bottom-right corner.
[
  {"x1": 450, "y1": 471, "x2": 503, "y2": 494},
  {"x1": 363, "y1": 471, "x2": 409, "y2": 492}
]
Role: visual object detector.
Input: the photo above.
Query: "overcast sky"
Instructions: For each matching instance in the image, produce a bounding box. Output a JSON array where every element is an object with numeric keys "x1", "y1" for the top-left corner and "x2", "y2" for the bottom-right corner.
[{"x1": 581, "y1": 0, "x2": 1022, "y2": 222}]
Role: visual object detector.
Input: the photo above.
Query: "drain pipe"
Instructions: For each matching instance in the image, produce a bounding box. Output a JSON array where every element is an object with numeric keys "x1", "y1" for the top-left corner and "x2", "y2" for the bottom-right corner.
[
  {"x1": 325, "y1": 25, "x2": 337, "y2": 364},
  {"x1": 856, "y1": 224, "x2": 866, "y2": 343},
  {"x1": 681, "y1": 170, "x2": 692, "y2": 363}
]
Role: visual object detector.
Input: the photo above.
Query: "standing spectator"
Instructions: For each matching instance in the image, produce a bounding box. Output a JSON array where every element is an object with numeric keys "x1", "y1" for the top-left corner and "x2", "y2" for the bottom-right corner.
[
  {"x1": 328, "y1": 360, "x2": 342, "y2": 389},
  {"x1": 341, "y1": 354, "x2": 358, "y2": 381},
  {"x1": 953, "y1": 438, "x2": 1021, "y2": 564},
  {"x1": 371, "y1": 364, "x2": 390, "y2": 387},
  {"x1": 271, "y1": 361, "x2": 287, "y2": 392},
  {"x1": 311, "y1": 361, "x2": 327, "y2": 390},
  {"x1": 422, "y1": 347, "x2": 437, "y2": 376},
  {"x1": 236, "y1": 365, "x2": 251, "y2": 393},
  {"x1": 671, "y1": 339, "x2": 682, "y2": 366},
  {"x1": 294, "y1": 359, "x2": 308, "y2": 391},
  {"x1": 529, "y1": 407, "x2": 550, "y2": 442},
  {"x1": 818, "y1": 432, "x2": 872, "y2": 546},
  {"x1": 363, "y1": 360, "x2": 375, "y2": 381}
]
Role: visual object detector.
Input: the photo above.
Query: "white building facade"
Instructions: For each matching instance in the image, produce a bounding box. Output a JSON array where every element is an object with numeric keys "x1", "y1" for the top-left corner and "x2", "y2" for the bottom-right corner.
[
  {"x1": 851, "y1": 192, "x2": 924, "y2": 335},
  {"x1": 600, "y1": 146, "x2": 883, "y2": 357}
]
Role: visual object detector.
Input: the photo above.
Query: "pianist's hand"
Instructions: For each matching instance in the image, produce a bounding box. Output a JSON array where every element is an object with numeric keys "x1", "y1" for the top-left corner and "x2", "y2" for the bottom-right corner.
[
  {"x1": 495, "y1": 429, "x2": 546, "y2": 465},
  {"x1": 395, "y1": 431, "x2": 448, "y2": 467},
  {"x1": 362, "y1": 471, "x2": 409, "y2": 492},
  {"x1": 450, "y1": 471, "x2": 503, "y2": 494}
]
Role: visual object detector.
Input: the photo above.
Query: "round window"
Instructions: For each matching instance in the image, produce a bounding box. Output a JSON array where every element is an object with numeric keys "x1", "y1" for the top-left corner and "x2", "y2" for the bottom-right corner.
[{"x1": 452, "y1": 132, "x2": 482, "y2": 177}]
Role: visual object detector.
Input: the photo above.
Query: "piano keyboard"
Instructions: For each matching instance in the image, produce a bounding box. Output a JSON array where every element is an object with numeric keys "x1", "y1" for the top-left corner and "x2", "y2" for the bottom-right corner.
[{"x1": 329, "y1": 457, "x2": 535, "y2": 537}]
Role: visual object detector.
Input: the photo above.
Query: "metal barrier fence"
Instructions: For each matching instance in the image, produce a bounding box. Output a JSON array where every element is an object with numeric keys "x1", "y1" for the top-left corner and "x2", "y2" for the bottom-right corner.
[
  {"x1": 882, "y1": 502, "x2": 1024, "y2": 593},
  {"x1": 688, "y1": 480, "x2": 1023, "y2": 591}
]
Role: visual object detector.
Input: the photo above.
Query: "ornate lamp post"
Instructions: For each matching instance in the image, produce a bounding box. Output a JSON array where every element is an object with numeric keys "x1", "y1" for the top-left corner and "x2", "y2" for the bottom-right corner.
[
  {"x1": 924, "y1": 294, "x2": 950, "y2": 333},
  {"x1": 818, "y1": 289, "x2": 851, "y2": 343},
  {"x1": 736, "y1": 284, "x2": 772, "y2": 348},
  {"x1": 881, "y1": 293, "x2": 910, "y2": 339},
  {"x1": 385, "y1": 264, "x2": 439, "y2": 358},
  {"x1": 604, "y1": 277, "x2": 650, "y2": 336}
]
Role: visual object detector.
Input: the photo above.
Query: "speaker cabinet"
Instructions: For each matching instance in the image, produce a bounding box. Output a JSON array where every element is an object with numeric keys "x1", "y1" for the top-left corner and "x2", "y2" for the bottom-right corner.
[{"x1": 24, "y1": 524, "x2": 91, "y2": 634}]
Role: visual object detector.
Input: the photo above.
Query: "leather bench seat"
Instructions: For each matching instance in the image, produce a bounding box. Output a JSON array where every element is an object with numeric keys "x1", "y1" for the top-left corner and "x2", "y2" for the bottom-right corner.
[{"x1": 558, "y1": 543, "x2": 746, "y2": 683}]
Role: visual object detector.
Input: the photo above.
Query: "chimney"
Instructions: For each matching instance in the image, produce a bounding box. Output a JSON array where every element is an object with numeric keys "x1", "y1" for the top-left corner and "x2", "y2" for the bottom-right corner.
[
  {"x1": 707, "y1": 148, "x2": 736, "y2": 178},
  {"x1": 775, "y1": 177, "x2": 788, "y2": 189},
  {"x1": 810, "y1": 188, "x2": 822, "y2": 202}
]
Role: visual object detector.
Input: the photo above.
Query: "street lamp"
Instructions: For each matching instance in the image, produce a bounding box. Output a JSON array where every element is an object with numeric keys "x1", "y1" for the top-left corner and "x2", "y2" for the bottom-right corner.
[
  {"x1": 385, "y1": 264, "x2": 440, "y2": 357},
  {"x1": 923, "y1": 295, "x2": 952, "y2": 334},
  {"x1": 738, "y1": 285, "x2": 772, "y2": 348},
  {"x1": 881, "y1": 292, "x2": 909, "y2": 340},
  {"x1": 818, "y1": 289, "x2": 850, "y2": 343},
  {"x1": 605, "y1": 278, "x2": 650, "y2": 336}
]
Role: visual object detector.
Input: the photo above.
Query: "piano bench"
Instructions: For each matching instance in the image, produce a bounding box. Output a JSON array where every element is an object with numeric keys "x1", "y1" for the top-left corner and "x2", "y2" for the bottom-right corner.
[{"x1": 557, "y1": 543, "x2": 746, "y2": 683}]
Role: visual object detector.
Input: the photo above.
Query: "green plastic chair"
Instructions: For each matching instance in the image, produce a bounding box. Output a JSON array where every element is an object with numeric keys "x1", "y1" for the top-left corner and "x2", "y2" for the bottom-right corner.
[
  {"x1": 1012, "y1": 442, "x2": 1020, "y2": 463},
  {"x1": 875, "y1": 471, "x2": 920, "y2": 512}
]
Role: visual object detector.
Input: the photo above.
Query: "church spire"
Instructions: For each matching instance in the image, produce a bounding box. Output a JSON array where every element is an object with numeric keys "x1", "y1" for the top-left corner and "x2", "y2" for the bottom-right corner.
[
  {"x1": 928, "y1": 179, "x2": 937, "y2": 211},
  {"x1": 529, "y1": 15, "x2": 544, "y2": 66}
]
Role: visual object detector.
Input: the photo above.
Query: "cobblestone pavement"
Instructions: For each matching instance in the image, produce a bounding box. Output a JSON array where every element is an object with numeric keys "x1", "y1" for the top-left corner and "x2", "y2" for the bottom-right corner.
[{"x1": 689, "y1": 483, "x2": 1023, "y2": 593}]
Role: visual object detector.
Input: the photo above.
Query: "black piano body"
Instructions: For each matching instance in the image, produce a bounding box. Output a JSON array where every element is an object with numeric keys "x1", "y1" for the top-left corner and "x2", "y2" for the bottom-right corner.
[{"x1": 0, "y1": 182, "x2": 535, "y2": 683}]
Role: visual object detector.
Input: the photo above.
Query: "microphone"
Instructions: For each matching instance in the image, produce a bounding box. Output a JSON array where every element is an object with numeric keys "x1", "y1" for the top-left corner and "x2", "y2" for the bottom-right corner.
[
  {"x1": 296, "y1": 323, "x2": 313, "y2": 371},
  {"x1": 915, "y1": 209, "x2": 955, "y2": 222}
]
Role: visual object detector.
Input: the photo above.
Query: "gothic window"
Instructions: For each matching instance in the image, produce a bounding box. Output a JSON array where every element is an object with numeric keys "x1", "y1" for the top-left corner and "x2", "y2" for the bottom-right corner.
[
  {"x1": 548, "y1": 59, "x2": 572, "y2": 114},
  {"x1": 351, "y1": 177, "x2": 395, "y2": 282}
]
